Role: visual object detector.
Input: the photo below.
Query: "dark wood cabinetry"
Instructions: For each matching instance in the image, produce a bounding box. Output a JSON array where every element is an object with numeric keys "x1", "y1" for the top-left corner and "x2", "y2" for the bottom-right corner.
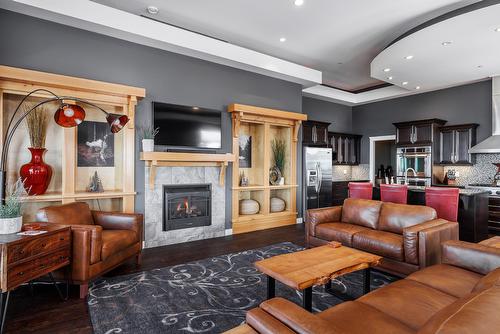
[
  {"x1": 393, "y1": 119, "x2": 446, "y2": 146},
  {"x1": 329, "y1": 132, "x2": 362, "y2": 165},
  {"x1": 302, "y1": 121, "x2": 330, "y2": 146},
  {"x1": 438, "y1": 124, "x2": 478, "y2": 165}
]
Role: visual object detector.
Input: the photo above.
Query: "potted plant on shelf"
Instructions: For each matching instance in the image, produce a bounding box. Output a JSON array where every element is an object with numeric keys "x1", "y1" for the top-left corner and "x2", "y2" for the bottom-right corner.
[
  {"x1": 139, "y1": 124, "x2": 159, "y2": 152},
  {"x1": 0, "y1": 178, "x2": 26, "y2": 234},
  {"x1": 271, "y1": 138, "x2": 286, "y2": 185},
  {"x1": 19, "y1": 104, "x2": 52, "y2": 195}
]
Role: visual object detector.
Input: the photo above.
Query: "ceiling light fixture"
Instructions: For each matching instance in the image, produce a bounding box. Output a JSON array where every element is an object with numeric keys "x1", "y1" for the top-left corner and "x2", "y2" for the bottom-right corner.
[
  {"x1": 387, "y1": 76, "x2": 393, "y2": 80},
  {"x1": 383, "y1": 68, "x2": 391, "y2": 72},
  {"x1": 294, "y1": 0, "x2": 304, "y2": 6},
  {"x1": 441, "y1": 41, "x2": 452, "y2": 46},
  {"x1": 495, "y1": 27, "x2": 500, "y2": 32},
  {"x1": 193, "y1": 106, "x2": 199, "y2": 110},
  {"x1": 477, "y1": 65, "x2": 483, "y2": 68},
  {"x1": 415, "y1": 86, "x2": 421, "y2": 90},
  {"x1": 147, "y1": 6, "x2": 159, "y2": 14},
  {"x1": 402, "y1": 81, "x2": 408, "y2": 86},
  {"x1": 404, "y1": 55, "x2": 414, "y2": 60},
  {"x1": 279, "y1": 37, "x2": 287, "y2": 42}
]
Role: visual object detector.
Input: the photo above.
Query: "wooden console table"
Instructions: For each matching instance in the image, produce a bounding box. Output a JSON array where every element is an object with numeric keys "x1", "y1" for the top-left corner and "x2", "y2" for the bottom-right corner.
[{"x1": 0, "y1": 225, "x2": 71, "y2": 333}]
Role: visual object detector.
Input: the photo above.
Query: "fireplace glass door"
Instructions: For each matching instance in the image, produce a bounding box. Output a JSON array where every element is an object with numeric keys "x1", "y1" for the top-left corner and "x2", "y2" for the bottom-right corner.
[{"x1": 163, "y1": 184, "x2": 211, "y2": 231}]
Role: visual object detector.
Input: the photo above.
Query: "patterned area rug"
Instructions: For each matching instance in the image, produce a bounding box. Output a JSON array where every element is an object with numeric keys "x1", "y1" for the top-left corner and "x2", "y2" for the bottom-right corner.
[{"x1": 88, "y1": 242, "x2": 396, "y2": 334}]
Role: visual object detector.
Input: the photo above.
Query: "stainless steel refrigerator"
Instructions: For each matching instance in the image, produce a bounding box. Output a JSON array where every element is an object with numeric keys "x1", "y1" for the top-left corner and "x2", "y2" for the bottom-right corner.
[{"x1": 303, "y1": 147, "x2": 333, "y2": 212}]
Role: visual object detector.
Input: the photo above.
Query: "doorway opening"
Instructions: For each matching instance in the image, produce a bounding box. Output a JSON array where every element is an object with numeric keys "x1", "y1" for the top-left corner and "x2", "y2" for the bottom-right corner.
[{"x1": 369, "y1": 135, "x2": 396, "y2": 185}]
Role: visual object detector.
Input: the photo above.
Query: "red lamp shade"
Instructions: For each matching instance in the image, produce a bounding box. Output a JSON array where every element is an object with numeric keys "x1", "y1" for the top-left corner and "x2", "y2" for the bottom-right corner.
[
  {"x1": 54, "y1": 104, "x2": 85, "y2": 127},
  {"x1": 106, "y1": 114, "x2": 129, "y2": 133}
]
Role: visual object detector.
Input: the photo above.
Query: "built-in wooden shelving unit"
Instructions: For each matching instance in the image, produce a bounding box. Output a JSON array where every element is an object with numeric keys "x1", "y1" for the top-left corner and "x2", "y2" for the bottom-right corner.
[
  {"x1": 0, "y1": 65, "x2": 145, "y2": 220},
  {"x1": 229, "y1": 103, "x2": 306, "y2": 234},
  {"x1": 140, "y1": 152, "x2": 235, "y2": 188}
]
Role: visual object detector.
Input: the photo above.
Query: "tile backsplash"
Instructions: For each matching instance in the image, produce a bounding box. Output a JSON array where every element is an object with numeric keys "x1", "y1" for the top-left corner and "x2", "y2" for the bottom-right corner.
[
  {"x1": 440, "y1": 153, "x2": 500, "y2": 186},
  {"x1": 332, "y1": 164, "x2": 370, "y2": 181}
]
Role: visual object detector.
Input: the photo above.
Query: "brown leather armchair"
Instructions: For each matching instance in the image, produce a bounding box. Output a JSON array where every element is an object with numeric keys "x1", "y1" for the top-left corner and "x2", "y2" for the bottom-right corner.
[{"x1": 36, "y1": 202, "x2": 143, "y2": 298}]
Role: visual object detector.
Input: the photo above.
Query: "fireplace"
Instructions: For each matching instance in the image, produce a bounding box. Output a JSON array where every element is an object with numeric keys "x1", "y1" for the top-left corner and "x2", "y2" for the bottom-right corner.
[{"x1": 163, "y1": 184, "x2": 211, "y2": 231}]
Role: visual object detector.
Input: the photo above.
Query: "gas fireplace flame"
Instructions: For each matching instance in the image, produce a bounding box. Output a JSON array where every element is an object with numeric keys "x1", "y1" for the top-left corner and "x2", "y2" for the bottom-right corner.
[{"x1": 176, "y1": 198, "x2": 190, "y2": 214}]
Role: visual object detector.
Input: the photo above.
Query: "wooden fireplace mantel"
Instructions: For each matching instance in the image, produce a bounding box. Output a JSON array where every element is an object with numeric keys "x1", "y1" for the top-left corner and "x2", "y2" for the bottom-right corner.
[{"x1": 140, "y1": 152, "x2": 235, "y2": 188}]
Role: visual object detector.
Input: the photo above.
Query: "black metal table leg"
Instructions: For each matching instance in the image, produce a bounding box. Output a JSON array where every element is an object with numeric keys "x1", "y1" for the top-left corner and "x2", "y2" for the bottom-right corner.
[
  {"x1": 49, "y1": 272, "x2": 68, "y2": 301},
  {"x1": 267, "y1": 276, "x2": 275, "y2": 299},
  {"x1": 302, "y1": 287, "x2": 312, "y2": 312},
  {"x1": 363, "y1": 268, "x2": 371, "y2": 295},
  {"x1": 0, "y1": 291, "x2": 10, "y2": 334}
]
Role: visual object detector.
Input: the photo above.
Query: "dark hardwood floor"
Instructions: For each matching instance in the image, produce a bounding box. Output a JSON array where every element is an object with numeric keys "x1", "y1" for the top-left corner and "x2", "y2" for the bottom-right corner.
[{"x1": 4, "y1": 224, "x2": 305, "y2": 333}]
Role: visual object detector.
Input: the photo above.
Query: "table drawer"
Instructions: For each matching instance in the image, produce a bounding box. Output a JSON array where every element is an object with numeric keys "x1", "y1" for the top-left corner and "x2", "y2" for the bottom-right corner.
[
  {"x1": 7, "y1": 230, "x2": 70, "y2": 264},
  {"x1": 7, "y1": 248, "x2": 70, "y2": 290}
]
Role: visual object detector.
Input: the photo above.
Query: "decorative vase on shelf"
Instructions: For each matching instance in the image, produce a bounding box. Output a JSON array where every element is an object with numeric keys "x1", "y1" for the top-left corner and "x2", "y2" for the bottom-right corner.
[{"x1": 19, "y1": 147, "x2": 52, "y2": 195}]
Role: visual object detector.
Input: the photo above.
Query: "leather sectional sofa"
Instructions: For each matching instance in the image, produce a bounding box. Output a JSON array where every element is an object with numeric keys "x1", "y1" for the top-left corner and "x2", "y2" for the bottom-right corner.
[
  {"x1": 306, "y1": 198, "x2": 459, "y2": 276},
  {"x1": 230, "y1": 238, "x2": 500, "y2": 334}
]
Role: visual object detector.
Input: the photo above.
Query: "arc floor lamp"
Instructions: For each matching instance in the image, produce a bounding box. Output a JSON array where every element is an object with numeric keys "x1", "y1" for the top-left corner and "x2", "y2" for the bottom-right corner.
[{"x1": 0, "y1": 88, "x2": 129, "y2": 203}]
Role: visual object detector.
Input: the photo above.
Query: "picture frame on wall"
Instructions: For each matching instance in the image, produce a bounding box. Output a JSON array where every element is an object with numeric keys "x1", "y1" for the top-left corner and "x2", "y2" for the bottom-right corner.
[
  {"x1": 77, "y1": 121, "x2": 115, "y2": 167},
  {"x1": 239, "y1": 135, "x2": 252, "y2": 168}
]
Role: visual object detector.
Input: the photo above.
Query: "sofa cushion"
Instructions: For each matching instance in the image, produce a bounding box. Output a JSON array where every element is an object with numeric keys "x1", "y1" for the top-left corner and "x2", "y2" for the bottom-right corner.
[
  {"x1": 101, "y1": 230, "x2": 138, "y2": 261},
  {"x1": 407, "y1": 264, "x2": 482, "y2": 298},
  {"x1": 472, "y1": 268, "x2": 500, "y2": 293},
  {"x1": 419, "y1": 284, "x2": 500, "y2": 334},
  {"x1": 358, "y1": 279, "x2": 457, "y2": 330},
  {"x1": 352, "y1": 229, "x2": 404, "y2": 261},
  {"x1": 341, "y1": 198, "x2": 382, "y2": 229},
  {"x1": 318, "y1": 301, "x2": 414, "y2": 334},
  {"x1": 315, "y1": 222, "x2": 371, "y2": 246},
  {"x1": 378, "y1": 202, "x2": 436, "y2": 234}
]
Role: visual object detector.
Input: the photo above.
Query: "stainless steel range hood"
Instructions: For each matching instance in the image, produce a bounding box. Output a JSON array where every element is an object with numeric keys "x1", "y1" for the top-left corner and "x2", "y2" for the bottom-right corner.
[{"x1": 469, "y1": 77, "x2": 500, "y2": 154}]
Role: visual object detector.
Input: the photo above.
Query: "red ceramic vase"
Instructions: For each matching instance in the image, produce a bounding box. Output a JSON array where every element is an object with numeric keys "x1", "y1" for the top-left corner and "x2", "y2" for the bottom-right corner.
[{"x1": 19, "y1": 148, "x2": 53, "y2": 195}]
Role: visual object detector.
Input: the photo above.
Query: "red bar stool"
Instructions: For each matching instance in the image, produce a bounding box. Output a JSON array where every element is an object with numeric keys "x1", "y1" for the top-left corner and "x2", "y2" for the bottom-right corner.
[
  {"x1": 380, "y1": 184, "x2": 408, "y2": 204},
  {"x1": 348, "y1": 182, "x2": 373, "y2": 200},
  {"x1": 425, "y1": 187, "x2": 460, "y2": 222}
]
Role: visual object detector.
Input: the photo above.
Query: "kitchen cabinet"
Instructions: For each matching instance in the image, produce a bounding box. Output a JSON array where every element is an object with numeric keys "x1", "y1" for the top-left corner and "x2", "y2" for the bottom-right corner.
[
  {"x1": 302, "y1": 120, "x2": 330, "y2": 146},
  {"x1": 329, "y1": 132, "x2": 362, "y2": 165},
  {"x1": 438, "y1": 124, "x2": 478, "y2": 165},
  {"x1": 393, "y1": 119, "x2": 446, "y2": 146}
]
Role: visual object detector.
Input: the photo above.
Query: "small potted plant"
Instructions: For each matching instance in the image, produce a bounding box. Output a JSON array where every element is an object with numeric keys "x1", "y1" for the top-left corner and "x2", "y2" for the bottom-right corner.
[
  {"x1": 0, "y1": 178, "x2": 26, "y2": 234},
  {"x1": 139, "y1": 124, "x2": 159, "y2": 152},
  {"x1": 271, "y1": 138, "x2": 286, "y2": 185}
]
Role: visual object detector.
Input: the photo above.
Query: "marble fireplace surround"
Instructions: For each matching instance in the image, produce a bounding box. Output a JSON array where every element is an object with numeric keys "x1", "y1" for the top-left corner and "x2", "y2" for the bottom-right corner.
[{"x1": 144, "y1": 166, "x2": 225, "y2": 248}]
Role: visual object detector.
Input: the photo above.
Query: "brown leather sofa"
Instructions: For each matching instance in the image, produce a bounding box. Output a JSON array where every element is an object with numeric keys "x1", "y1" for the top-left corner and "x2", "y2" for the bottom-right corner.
[
  {"x1": 36, "y1": 202, "x2": 143, "y2": 298},
  {"x1": 306, "y1": 198, "x2": 458, "y2": 276},
  {"x1": 230, "y1": 237, "x2": 500, "y2": 334}
]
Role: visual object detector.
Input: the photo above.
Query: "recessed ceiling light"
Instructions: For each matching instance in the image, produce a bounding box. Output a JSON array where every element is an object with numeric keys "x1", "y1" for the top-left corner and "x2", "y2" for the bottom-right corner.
[
  {"x1": 294, "y1": 0, "x2": 304, "y2": 6},
  {"x1": 193, "y1": 106, "x2": 199, "y2": 110},
  {"x1": 402, "y1": 81, "x2": 408, "y2": 86},
  {"x1": 441, "y1": 41, "x2": 452, "y2": 46},
  {"x1": 404, "y1": 55, "x2": 414, "y2": 60},
  {"x1": 477, "y1": 65, "x2": 483, "y2": 68},
  {"x1": 387, "y1": 76, "x2": 393, "y2": 80},
  {"x1": 147, "y1": 6, "x2": 159, "y2": 14},
  {"x1": 383, "y1": 68, "x2": 391, "y2": 72},
  {"x1": 279, "y1": 37, "x2": 287, "y2": 42},
  {"x1": 415, "y1": 86, "x2": 421, "y2": 90},
  {"x1": 337, "y1": 62, "x2": 343, "y2": 65},
  {"x1": 495, "y1": 27, "x2": 500, "y2": 32}
]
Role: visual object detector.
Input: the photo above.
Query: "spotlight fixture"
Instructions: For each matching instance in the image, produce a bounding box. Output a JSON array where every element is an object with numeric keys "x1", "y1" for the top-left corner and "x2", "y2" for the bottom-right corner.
[
  {"x1": 147, "y1": 6, "x2": 159, "y2": 14},
  {"x1": 441, "y1": 41, "x2": 452, "y2": 46},
  {"x1": 477, "y1": 65, "x2": 483, "y2": 68},
  {"x1": 404, "y1": 55, "x2": 414, "y2": 60},
  {"x1": 495, "y1": 27, "x2": 500, "y2": 32},
  {"x1": 402, "y1": 81, "x2": 408, "y2": 86},
  {"x1": 294, "y1": 0, "x2": 304, "y2": 6},
  {"x1": 279, "y1": 37, "x2": 287, "y2": 42},
  {"x1": 387, "y1": 76, "x2": 393, "y2": 80},
  {"x1": 383, "y1": 68, "x2": 391, "y2": 72},
  {"x1": 193, "y1": 106, "x2": 199, "y2": 110},
  {"x1": 415, "y1": 86, "x2": 421, "y2": 90}
]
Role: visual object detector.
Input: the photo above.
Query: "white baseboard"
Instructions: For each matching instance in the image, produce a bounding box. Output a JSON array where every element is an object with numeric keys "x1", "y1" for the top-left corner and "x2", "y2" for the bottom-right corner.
[
  {"x1": 225, "y1": 228, "x2": 233, "y2": 236},
  {"x1": 296, "y1": 217, "x2": 303, "y2": 224}
]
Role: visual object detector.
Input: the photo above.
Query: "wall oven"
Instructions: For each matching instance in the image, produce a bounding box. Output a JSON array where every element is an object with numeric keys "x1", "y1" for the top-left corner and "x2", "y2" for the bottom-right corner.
[{"x1": 396, "y1": 146, "x2": 432, "y2": 186}]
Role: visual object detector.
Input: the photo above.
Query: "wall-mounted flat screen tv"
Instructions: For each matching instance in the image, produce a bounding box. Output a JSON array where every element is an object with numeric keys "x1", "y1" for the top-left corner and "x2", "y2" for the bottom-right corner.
[{"x1": 153, "y1": 102, "x2": 222, "y2": 149}]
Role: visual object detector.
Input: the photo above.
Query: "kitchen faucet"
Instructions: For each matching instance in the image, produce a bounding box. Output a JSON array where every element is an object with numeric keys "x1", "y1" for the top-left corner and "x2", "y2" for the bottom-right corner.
[{"x1": 404, "y1": 168, "x2": 417, "y2": 185}]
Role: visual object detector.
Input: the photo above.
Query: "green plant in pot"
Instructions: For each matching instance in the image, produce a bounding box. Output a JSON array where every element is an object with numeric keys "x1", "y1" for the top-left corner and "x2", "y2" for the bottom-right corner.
[
  {"x1": 139, "y1": 124, "x2": 159, "y2": 152},
  {"x1": 19, "y1": 104, "x2": 52, "y2": 195},
  {"x1": 0, "y1": 178, "x2": 26, "y2": 234},
  {"x1": 271, "y1": 139, "x2": 286, "y2": 185}
]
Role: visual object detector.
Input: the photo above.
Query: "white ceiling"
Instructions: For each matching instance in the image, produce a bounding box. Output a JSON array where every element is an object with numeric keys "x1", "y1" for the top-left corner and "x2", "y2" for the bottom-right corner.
[
  {"x1": 92, "y1": 0, "x2": 480, "y2": 91},
  {"x1": 372, "y1": 3, "x2": 500, "y2": 92}
]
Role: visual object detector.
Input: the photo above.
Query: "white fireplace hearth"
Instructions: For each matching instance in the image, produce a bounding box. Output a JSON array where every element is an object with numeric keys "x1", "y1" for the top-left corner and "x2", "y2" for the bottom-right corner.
[{"x1": 144, "y1": 166, "x2": 226, "y2": 248}]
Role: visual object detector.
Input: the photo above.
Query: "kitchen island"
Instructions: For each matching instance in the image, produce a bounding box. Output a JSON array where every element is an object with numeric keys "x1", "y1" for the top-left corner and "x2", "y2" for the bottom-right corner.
[{"x1": 373, "y1": 186, "x2": 489, "y2": 242}]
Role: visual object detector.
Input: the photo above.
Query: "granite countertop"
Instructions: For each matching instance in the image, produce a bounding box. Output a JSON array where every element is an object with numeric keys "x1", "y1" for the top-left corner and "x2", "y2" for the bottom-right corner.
[{"x1": 407, "y1": 186, "x2": 489, "y2": 196}]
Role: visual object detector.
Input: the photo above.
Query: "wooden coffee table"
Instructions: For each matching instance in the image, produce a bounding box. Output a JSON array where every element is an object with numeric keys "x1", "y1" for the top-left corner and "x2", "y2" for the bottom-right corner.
[{"x1": 254, "y1": 243, "x2": 381, "y2": 311}]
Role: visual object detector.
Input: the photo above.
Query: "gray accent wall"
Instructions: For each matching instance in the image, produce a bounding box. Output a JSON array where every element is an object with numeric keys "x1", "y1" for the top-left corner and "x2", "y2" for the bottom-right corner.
[
  {"x1": 302, "y1": 97, "x2": 353, "y2": 133},
  {"x1": 0, "y1": 9, "x2": 303, "y2": 228},
  {"x1": 353, "y1": 80, "x2": 492, "y2": 163}
]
